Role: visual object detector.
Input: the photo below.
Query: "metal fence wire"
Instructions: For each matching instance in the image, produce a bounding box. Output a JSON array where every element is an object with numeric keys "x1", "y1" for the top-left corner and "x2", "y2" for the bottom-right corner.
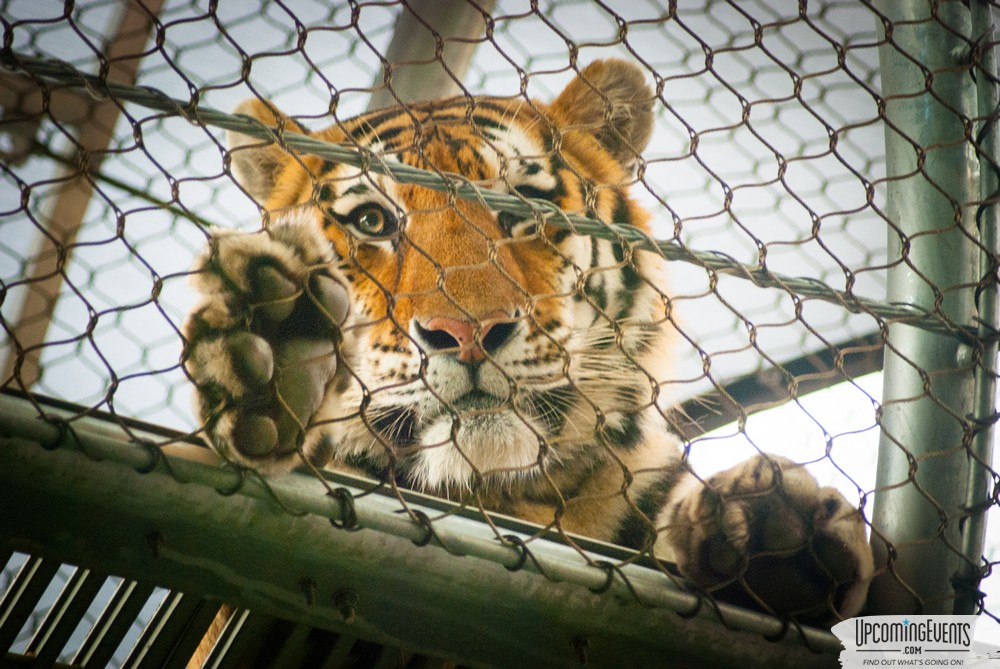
[{"x1": 1, "y1": 0, "x2": 999, "y2": 666}]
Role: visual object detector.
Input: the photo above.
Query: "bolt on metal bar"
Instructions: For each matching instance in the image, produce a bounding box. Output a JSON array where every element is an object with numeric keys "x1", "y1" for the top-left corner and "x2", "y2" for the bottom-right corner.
[
  {"x1": 869, "y1": 0, "x2": 981, "y2": 615},
  {"x1": 955, "y1": 0, "x2": 1000, "y2": 616},
  {"x1": 0, "y1": 50, "x2": 988, "y2": 346}
]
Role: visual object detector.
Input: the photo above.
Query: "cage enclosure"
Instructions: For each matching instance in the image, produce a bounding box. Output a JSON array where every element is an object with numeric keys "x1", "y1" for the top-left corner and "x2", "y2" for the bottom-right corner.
[{"x1": 1, "y1": 1, "x2": 998, "y2": 667}]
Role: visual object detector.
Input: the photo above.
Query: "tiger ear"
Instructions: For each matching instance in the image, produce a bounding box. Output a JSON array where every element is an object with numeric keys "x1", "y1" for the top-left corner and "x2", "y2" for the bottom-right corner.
[
  {"x1": 226, "y1": 99, "x2": 309, "y2": 202},
  {"x1": 549, "y1": 59, "x2": 654, "y2": 169}
]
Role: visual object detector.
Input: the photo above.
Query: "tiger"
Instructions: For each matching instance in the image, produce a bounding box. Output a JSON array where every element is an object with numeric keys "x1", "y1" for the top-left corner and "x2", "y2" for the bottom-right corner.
[{"x1": 183, "y1": 59, "x2": 874, "y2": 623}]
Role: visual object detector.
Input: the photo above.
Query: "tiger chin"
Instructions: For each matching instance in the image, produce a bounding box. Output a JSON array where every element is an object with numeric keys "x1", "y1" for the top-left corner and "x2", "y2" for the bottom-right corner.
[{"x1": 183, "y1": 59, "x2": 874, "y2": 623}]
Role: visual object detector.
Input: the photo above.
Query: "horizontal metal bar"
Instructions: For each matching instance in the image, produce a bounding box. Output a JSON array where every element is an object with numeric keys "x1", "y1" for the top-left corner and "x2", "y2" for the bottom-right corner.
[
  {"x1": 0, "y1": 392, "x2": 841, "y2": 668},
  {"x1": 676, "y1": 333, "x2": 883, "y2": 439},
  {"x1": 0, "y1": 50, "x2": 983, "y2": 345}
]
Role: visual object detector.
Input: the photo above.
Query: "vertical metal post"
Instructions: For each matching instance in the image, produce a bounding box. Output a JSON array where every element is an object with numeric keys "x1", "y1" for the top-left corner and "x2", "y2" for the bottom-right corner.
[
  {"x1": 869, "y1": 1, "x2": 980, "y2": 614},
  {"x1": 366, "y1": 0, "x2": 495, "y2": 111},
  {"x1": 956, "y1": 0, "x2": 1000, "y2": 616}
]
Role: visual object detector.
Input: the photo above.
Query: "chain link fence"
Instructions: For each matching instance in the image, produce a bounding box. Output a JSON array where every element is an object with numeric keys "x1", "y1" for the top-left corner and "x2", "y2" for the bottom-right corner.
[{"x1": 1, "y1": 0, "x2": 998, "y2": 666}]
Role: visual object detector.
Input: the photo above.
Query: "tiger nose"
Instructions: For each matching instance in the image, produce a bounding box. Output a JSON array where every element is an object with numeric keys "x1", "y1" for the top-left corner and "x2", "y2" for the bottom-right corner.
[{"x1": 416, "y1": 315, "x2": 517, "y2": 365}]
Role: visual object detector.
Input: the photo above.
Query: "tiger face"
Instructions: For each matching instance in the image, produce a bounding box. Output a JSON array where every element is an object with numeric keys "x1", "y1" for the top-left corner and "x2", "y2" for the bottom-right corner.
[
  {"x1": 187, "y1": 59, "x2": 874, "y2": 618},
  {"x1": 225, "y1": 60, "x2": 674, "y2": 502}
]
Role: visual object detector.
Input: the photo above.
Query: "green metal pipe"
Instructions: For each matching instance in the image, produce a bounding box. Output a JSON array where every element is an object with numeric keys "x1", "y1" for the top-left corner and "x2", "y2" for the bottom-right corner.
[
  {"x1": 955, "y1": 0, "x2": 1000, "y2": 616},
  {"x1": 869, "y1": 1, "x2": 980, "y2": 614},
  {"x1": 0, "y1": 393, "x2": 843, "y2": 666}
]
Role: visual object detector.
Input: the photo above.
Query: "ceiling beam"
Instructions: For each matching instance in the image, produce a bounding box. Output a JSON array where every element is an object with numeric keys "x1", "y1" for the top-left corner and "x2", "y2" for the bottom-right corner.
[{"x1": 367, "y1": 0, "x2": 495, "y2": 111}]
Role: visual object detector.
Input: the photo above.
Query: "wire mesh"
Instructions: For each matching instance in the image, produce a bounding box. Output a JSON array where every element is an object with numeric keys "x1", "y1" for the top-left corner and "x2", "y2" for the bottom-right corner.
[
  {"x1": 1, "y1": 0, "x2": 999, "y2": 663},
  {"x1": 1, "y1": 1, "x2": 901, "y2": 414}
]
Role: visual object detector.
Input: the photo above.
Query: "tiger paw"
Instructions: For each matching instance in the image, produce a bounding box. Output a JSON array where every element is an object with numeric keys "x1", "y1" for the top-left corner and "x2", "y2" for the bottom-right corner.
[
  {"x1": 661, "y1": 454, "x2": 873, "y2": 621},
  {"x1": 183, "y1": 213, "x2": 349, "y2": 471}
]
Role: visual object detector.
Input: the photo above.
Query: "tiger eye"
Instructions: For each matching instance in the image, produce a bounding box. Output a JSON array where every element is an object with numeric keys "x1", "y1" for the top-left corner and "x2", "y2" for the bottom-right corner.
[{"x1": 356, "y1": 206, "x2": 386, "y2": 235}]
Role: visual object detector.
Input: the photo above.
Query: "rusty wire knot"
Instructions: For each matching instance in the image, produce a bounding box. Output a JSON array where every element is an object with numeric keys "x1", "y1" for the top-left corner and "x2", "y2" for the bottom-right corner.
[
  {"x1": 588, "y1": 560, "x2": 617, "y2": 595},
  {"x1": 214, "y1": 463, "x2": 250, "y2": 497},
  {"x1": 407, "y1": 509, "x2": 466, "y2": 556},
  {"x1": 327, "y1": 487, "x2": 359, "y2": 531},
  {"x1": 499, "y1": 534, "x2": 559, "y2": 581},
  {"x1": 409, "y1": 509, "x2": 437, "y2": 547},
  {"x1": 131, "y1": 437, "x2": 162, "y2": 474},
  {"x1": 500, "y1": 534, "x2": 530, "y2": 572},
  {"x1": 38, "y1": 413, "x2": 79, "y2": 452}
]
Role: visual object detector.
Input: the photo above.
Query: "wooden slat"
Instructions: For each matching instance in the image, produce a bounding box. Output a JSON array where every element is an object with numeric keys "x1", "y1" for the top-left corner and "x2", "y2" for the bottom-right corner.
[
  {"x1": 162, "y1": 598, "x2": 224, "y2": 669},
  {"x1": 204, "y1": 609, "x2": 275, "y2": 669}
]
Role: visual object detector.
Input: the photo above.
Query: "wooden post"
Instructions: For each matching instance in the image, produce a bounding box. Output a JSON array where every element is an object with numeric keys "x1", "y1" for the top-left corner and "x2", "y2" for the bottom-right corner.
[
  {"x1": 1, "y1": 0, "x2": 164, "y2": 388},
  {"x1": 367, "y1": 0, "x2": 495, "y2": 111}
]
